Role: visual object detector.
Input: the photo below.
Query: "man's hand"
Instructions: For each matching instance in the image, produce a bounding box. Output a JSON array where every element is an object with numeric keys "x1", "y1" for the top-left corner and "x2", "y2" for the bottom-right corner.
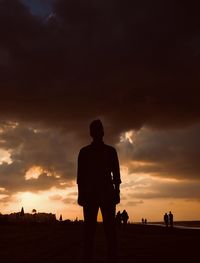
[{"x1": 77, "y1": 186, "x2": 85, "y2": 206}]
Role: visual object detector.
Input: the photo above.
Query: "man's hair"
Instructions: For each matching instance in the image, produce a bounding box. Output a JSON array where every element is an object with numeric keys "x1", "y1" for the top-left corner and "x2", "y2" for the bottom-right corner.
[{"x1": 89, "y1": 119, "x2": 104, "y2": 138}]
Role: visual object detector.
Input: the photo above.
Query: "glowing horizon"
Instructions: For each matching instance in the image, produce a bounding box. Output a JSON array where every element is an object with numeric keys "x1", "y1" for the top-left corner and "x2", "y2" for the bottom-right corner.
[{"x1": 1, "y1": 124, "x2": 200, "y2": 222}]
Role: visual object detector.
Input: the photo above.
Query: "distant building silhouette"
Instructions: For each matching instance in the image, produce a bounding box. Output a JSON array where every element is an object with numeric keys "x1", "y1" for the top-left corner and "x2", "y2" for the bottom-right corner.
[
  {"x1": 0, "y1": 209, "x2": 56, "y2": 224},
  {"x1": 20, "y1": 207, "x2": 24, "y2": 217}
]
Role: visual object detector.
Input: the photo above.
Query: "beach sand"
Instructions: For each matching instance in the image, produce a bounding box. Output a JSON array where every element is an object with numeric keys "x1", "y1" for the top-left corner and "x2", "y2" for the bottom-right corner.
[{"x1": 0, "y1": 222, "x2": 199, "y2": 262}]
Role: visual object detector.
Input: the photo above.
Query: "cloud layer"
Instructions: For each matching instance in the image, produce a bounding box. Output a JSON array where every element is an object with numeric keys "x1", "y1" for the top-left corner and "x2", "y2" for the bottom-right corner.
[
  {"x1": 0, "y1": 0, "x2": 199, "y2": 136},
  {"x1": 0, "y1": 122, "x2": 78, "y2": 196},
  {"x1": 118, "y1": 125, "x2": 200, "y2": 180},
  {"x1": 0, "y1": 1, "x2": 200, "y2": 206}
]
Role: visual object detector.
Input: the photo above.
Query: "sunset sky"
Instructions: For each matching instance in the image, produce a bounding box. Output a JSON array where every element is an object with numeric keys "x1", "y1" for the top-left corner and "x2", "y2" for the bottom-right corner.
[{"x1": 0, "y1": 0, "x2": 200, "y2": 222}]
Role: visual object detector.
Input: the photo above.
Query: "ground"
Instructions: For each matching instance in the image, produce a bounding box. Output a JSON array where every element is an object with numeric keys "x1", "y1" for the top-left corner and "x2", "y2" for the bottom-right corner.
[{"x1": 0, "y1": 222, "x2": 199, "y2": 262}]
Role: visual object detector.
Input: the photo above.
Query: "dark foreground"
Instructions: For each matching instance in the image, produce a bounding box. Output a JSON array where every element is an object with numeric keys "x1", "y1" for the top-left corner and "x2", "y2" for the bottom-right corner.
[{"x1": 0, "y1": 222, "x2": 199, "y2": 263}]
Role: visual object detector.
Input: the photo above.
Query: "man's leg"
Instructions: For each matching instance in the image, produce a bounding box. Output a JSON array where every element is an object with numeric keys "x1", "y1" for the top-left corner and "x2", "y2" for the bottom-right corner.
[
  {"x1": 83, "y1": 204, "x2": 99, "y2": 263},
  {"x1": 101, "y1": 203, "x2": 118, "y2": 263}
]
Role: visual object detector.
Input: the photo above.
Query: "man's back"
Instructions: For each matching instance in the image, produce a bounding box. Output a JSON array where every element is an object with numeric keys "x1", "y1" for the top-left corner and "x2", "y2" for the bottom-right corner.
[{"x1": 77, "y1": 141, "x2": 120, "y2": 204}]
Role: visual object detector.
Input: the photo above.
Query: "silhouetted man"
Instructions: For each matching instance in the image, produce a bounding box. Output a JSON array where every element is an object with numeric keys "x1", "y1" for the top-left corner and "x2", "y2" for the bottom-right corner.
[
  {"x1": 77, "y1": 119, "x2": 121, "y2": 263},
  {"x1": 116, "y1": 211, "x2": 122, "y2": 229}
]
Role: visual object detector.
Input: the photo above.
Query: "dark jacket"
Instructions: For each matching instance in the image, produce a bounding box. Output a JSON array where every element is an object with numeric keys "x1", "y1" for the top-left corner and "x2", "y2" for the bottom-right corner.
[{"x1": 77, "y1": 141, "x2": 121, "y2": 205}]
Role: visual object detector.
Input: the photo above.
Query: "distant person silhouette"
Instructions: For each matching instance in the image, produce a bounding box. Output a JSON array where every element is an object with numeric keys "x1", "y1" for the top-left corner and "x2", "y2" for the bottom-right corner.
[
  {"x1": 169, "y1": 211, "x2": 174, "y2": 228},
  {"x1": 116, "y1": 211, "x2": 122, "y2": 229},
  {"x1": 164, "y1": 213, "x2": 169, "y2": 227},
  {"x1": 77, "y1": 119, "x2": 121, "y2": 263},
  {"x1": 121, "y1": 210, "x2": 129, "y2": 229}
]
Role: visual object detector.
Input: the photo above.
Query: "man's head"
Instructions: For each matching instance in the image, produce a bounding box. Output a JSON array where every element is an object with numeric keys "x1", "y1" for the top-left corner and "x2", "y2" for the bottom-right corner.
[{"x1": 90, "y1": 119, "x2": 104, "y2": 140}]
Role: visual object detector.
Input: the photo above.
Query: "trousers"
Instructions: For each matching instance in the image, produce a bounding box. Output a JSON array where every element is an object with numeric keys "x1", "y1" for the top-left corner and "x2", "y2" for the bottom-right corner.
[{"x1": 83, "y1": 201, "x2": 118, "y2": 263}]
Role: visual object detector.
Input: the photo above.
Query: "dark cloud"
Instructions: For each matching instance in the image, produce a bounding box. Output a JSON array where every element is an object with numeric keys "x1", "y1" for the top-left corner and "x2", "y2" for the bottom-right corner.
[
  {"x1": 0, "y1": 0, "x2": 199, "y2": 137},
  {"x1": 0, "y1": 0, "x2": 200, "y2": 202},
  {"x1": 126, "y1": 200, "x2": 144, "y2": 206},
  {"x1": 49, "y1": 192, "x2": 77, "y2": 204},
  {"x1": 0, "y1": 194, "x2": 17, "y2": 205},
  {"x1": 128, "y1": 179, "x2": 200, "y2": 200},
  {"x1": 62, "y1": 197, "x2": 76, "y2": 204},
  {"x1": 0, "y1": 122, "x2": 78, "y2": 194},
  {"x1": 21, "y1": 0, "x2": 53, "y2": 17},
  {"x1": 49, "y1": 194, "x2": 63, "y2": 201},
  {"x1": 118, "y1": 125, "x2": 200, "y2": 180}
]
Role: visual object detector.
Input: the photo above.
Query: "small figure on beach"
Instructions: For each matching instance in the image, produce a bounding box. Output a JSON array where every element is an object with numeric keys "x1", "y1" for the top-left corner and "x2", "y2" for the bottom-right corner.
[
  {"x1": 144, "y1": 218, "x2": 147, "y2": 224},
  {"x1": 116, "y1": 211, "x2": 122, "y2": 228},
  {"x1": 164, "y1": 213, "x2": 169, "y2": 227},
  {"x1": 142, "y1": 218, "x2": 144, "y2": 224},
  {"x1": 121, "y1": 210, "x2": 129, "y2": 229},
  {"x1": 168, "y1": 211, "x2": 174, "y2": 228}
]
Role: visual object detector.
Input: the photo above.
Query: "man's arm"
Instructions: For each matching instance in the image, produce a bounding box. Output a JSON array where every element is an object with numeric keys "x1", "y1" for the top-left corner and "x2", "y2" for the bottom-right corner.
[
  {"x1": 112, "y1": 148, "x2": 121, "y2": 185},
  {"x1": 77, "y1": 149, "x2": 82, "y2": 185}
]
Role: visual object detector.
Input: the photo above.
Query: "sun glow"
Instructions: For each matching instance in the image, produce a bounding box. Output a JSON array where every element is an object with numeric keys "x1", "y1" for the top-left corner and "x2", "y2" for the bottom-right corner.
[
  {"x1": 0, "y1": 149, "x2": 12, "y2": 164},
  {"x1": 7, "y1": 185, "x2": 80, "y2": 220},
  {"x1": 125, "y1": 131, "x2": 134, "y2": 143},
  {"x1": 25, "y1": 166, "x2": 53, "y2": 180},
  {"x1": 120, "y1": 130, "x2": 135, "y2": 144}
]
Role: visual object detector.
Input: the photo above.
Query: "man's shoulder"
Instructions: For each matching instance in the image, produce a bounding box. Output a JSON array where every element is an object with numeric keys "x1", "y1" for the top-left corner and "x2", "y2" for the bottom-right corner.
[
  {"x1": 103, "y1": 144, "x2": 118, "y2": 158},
  {"x1": 79, "y1": 143, "x2": 116, "y2": 153},
  {"x1": 103, "y1": 144, "x2": 116, "y2": 152},
  {"x1": 79, "y1": 145, "x2": 91, "y2": 153}
]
